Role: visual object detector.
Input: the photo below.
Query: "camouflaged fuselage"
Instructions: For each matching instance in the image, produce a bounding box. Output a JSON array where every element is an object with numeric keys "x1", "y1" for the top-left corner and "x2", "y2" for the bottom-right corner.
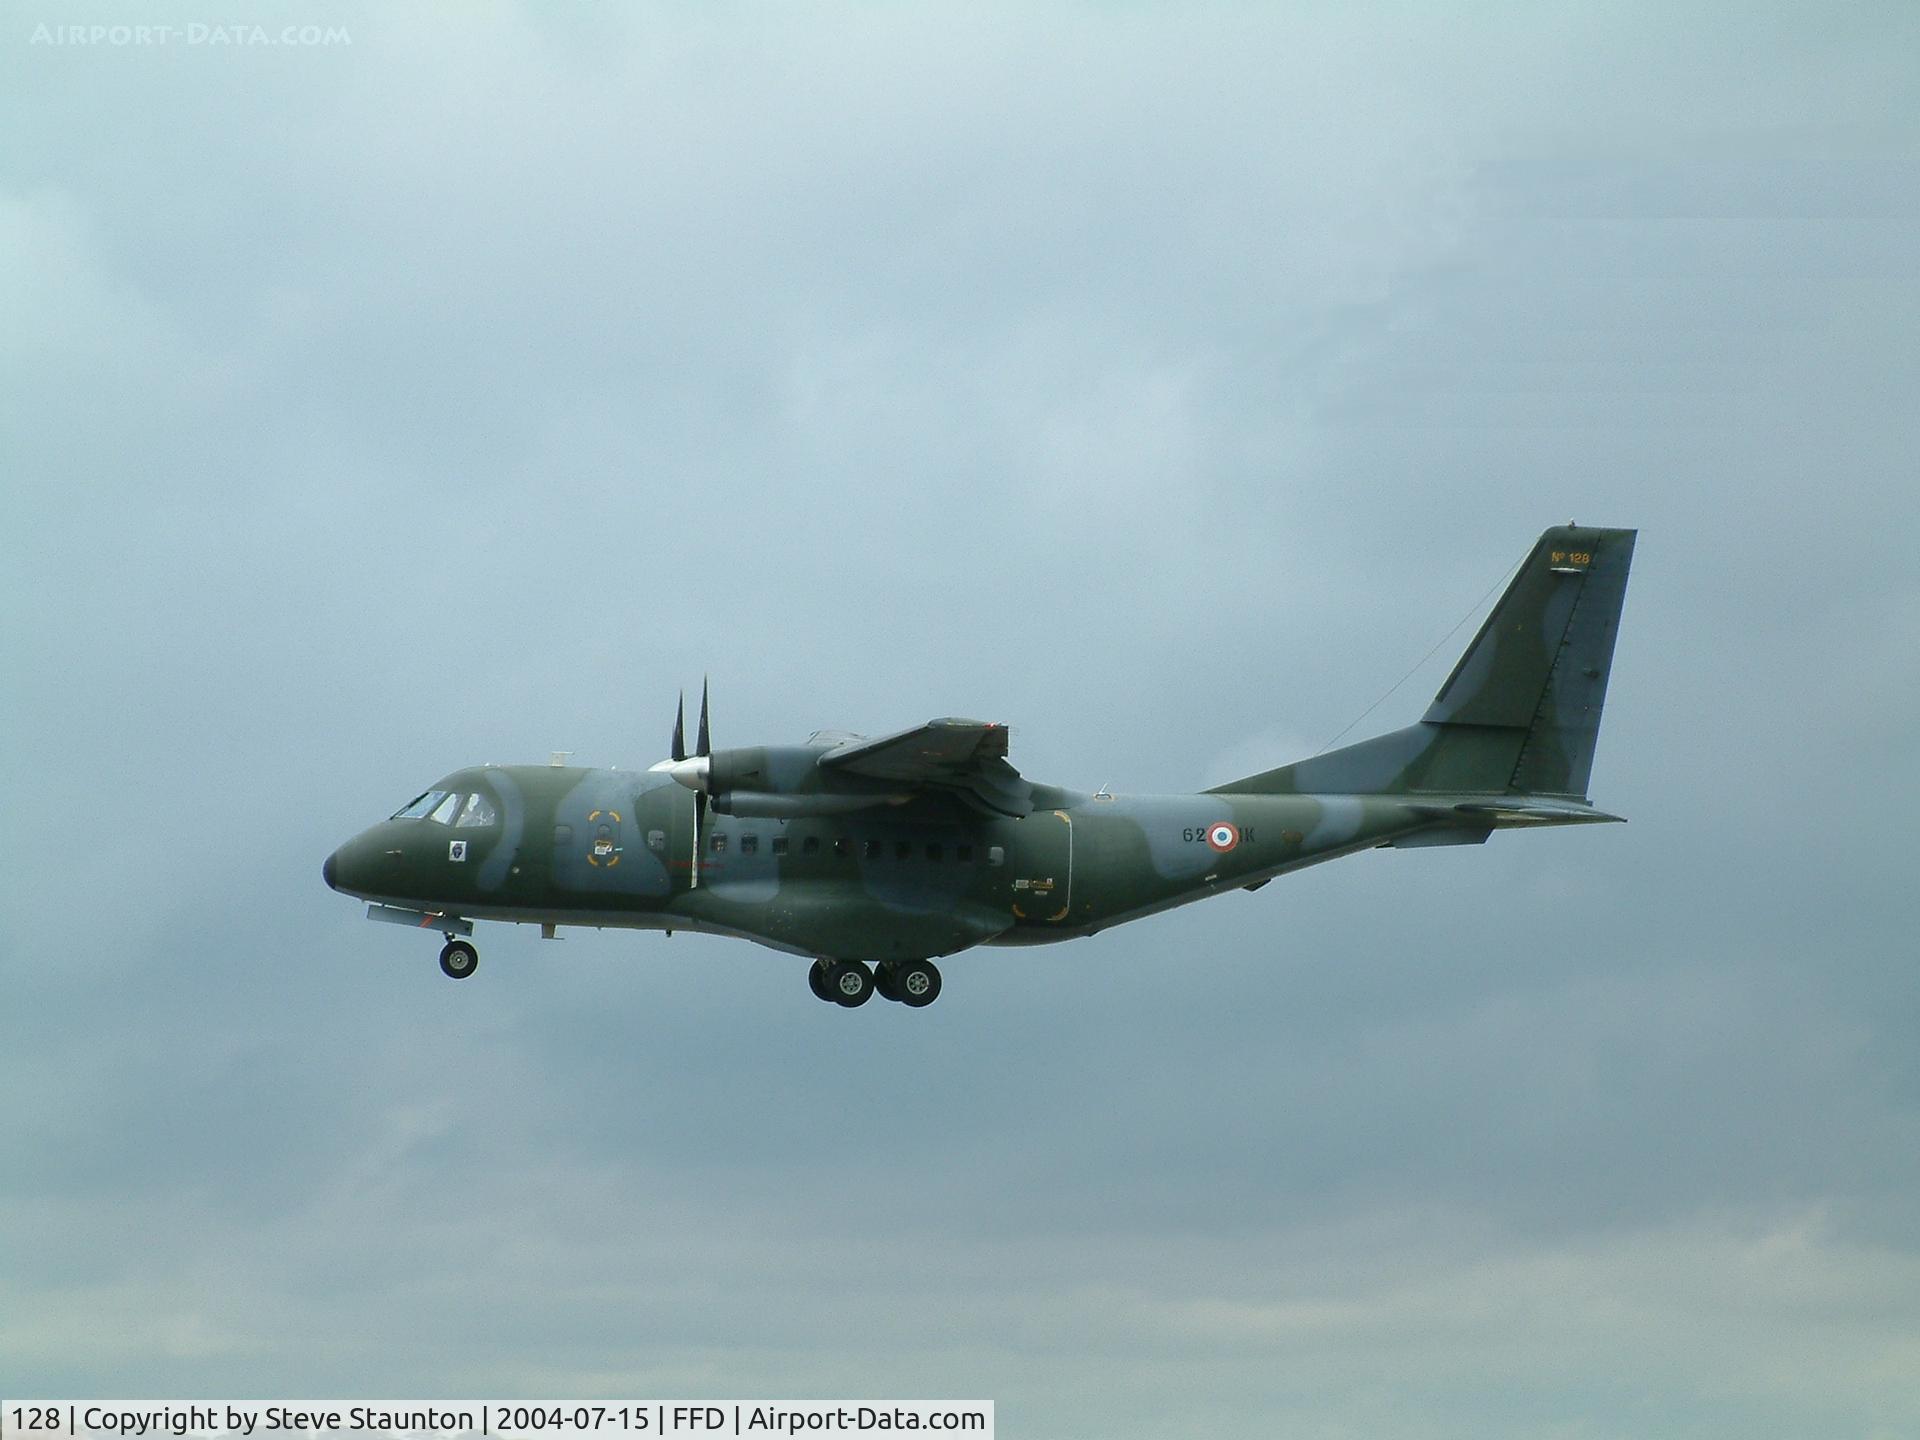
[
  {"x1": 325, "y1": 524, "x2": 1637, "y2": 978},
  {"x1": 323, "y1": 762, "x2": 1461, "y2": 962}
]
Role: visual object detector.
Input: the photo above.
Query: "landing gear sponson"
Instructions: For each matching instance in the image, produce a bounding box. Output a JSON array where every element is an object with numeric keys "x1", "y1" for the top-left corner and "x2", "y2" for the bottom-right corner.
[{"x1": 810, "y1": 958, "x2": 941, "y2": 1008}]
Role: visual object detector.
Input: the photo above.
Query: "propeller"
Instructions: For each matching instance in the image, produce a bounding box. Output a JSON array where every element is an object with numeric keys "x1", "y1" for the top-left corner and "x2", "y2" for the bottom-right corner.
[
  {"x1": 691, "y1": 679, "x2": 709, "y2": 889},
  {"x1": 652, "y1": 680, "x2": 713, "y2": 888},
  {"x1": 653, "y1": 682, "x2": 711, "y2": 791}
]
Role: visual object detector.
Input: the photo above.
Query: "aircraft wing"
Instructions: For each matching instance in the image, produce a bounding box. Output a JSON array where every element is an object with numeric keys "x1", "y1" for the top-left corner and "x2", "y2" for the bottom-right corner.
[{"x1": 818, "y1": 718, "x2": 1035, "y2": 817}]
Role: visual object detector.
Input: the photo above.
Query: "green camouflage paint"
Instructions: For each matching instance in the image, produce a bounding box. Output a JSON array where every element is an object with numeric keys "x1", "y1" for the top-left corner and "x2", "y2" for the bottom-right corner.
[{"x1": 325, "y1": 525, "x2": 1636, "y2": 1005}]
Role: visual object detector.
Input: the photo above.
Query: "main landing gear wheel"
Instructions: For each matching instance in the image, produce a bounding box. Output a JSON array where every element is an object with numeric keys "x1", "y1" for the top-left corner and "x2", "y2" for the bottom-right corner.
[
  {"x1": 439, "y1": 940, "x2": 478, "y2": 980},
  {"x1": 808, "y1": 960, "x2": 834, "y2": 1003},
  {"x1": 827, "y1": 960, "x2": 874, "y2": 1008},
  {"x1": 874, "y1": 962, "x2": 901, "y2": 1002},
  {"x1": 894, "y1": 959, "x2": 941, "y2": 1008}
]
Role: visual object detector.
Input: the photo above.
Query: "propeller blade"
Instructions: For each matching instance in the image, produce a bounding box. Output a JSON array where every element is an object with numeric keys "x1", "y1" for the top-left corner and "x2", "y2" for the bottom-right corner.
[
  {"x1": 696, "y1": 677, "x2": 711, "y2": 758},
  {"x1": 671, "y1": 691, "x2": 686, "y2": 763}
]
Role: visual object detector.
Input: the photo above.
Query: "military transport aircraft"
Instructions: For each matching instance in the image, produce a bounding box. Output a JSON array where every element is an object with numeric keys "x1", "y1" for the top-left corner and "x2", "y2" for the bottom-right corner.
[{"x1": 324, "y1": 524, "x2": 1634, "y2": 1008}]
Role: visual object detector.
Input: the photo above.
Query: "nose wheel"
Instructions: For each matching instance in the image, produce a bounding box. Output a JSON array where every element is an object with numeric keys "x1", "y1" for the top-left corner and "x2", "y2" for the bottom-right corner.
[{"x1": 439, "y1": 939, "x2": 478, "y2": 979}]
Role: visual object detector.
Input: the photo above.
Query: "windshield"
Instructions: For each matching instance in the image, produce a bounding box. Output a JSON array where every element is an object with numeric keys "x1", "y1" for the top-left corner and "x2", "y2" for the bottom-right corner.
[
  {"x1": 392, "y1": 788, "x2": 500, "y2": 826},
  {"x1": 454, "y1": 792, "x2": 498, "y2": 827},
  {"x1": 392, "y1": 790, "x2": 448, "y2": 820}
]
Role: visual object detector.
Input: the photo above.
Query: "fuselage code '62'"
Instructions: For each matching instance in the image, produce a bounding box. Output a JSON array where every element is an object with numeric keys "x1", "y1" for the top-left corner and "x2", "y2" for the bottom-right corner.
[{"x1": 1183, "y1": 823, "x2": 1249, "y2": 850}]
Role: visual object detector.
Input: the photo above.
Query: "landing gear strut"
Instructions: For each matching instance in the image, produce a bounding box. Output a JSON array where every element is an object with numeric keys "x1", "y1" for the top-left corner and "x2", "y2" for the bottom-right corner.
[{"x1": 439, "y1": 939, "x2": 478, "y2": 979}]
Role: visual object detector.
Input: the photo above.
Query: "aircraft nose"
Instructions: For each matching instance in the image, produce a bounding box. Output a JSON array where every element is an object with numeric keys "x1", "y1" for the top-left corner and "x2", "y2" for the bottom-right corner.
[{"x1": 323, "y1": 849, "x2": 340, "y2": 891}]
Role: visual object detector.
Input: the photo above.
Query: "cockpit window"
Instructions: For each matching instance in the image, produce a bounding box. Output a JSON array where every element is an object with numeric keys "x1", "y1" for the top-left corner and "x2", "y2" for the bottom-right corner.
[
  {"x1": 454, "y1": 793, "x2": 498, "y2": 828},
  {"x1": 427, "y1": 793, "x2": 461, "y2": 825},
  {"x1": 393, "y1": 790, "x2": 448, "y2": 820}
]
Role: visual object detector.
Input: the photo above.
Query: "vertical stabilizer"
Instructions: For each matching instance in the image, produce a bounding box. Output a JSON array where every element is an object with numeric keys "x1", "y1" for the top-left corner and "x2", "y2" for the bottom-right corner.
[
  {"x1": 1424, "y1": 525, "x2": 1636, "y2": 797},
  {"x1": 1209, "y1": 525, "x2": 1636, "y2": 801}
]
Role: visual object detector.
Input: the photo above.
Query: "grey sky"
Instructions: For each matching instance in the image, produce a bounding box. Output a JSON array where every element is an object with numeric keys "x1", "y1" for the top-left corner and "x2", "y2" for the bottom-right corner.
[{"x1": 4, "y1": 4, "x2": 1919, "y2": 1436}]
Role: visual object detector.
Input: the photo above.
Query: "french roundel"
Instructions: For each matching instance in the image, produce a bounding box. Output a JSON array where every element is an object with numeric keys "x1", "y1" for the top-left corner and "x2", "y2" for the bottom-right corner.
[{"x1": 1206, "y1": 822, "x2": 1240, "y2": 852}]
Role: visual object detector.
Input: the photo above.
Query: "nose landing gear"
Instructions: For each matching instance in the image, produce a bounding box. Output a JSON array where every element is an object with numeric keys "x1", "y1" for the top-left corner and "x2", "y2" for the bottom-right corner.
[{"x1": 439, "y1": 939, "x2": 478, "y2": 979}]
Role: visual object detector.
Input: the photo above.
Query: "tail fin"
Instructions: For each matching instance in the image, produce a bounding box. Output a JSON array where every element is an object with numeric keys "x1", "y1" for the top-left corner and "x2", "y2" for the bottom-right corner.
[
  {"x1": 1214, "y1": 525, "x2": 1636, "y2": 800},
  {"x1": 1423, "y1": 525, "x2": 1636, "y2": 796}
]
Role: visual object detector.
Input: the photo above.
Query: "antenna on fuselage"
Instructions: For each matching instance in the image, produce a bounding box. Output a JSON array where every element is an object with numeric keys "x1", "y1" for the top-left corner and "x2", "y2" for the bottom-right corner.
[{"x1": 549, "y1": 751, "x2": 572, "y2": 768}]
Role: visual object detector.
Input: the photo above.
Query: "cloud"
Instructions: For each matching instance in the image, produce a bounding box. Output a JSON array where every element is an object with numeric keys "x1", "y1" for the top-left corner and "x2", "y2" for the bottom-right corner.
[{"x1": 3, "y1": 3, "x2": 1919, "y2": 1434}]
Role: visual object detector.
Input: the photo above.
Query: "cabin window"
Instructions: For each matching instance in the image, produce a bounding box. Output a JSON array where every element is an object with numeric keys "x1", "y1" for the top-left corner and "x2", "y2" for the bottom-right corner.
[
  {"x1": 987, "y1": 845, "x2": 1005, "y2": 866},
  {"x1": 427, "y1": 793, "x2": 461, "y2": 825},
  {"x1": 926, "y1": 842, "x2": 943, "y2": 861},
  {"x1": 554, "y1": 825, "x2": 573, "y2": 847},
  {"x1": 894, "y1": 840, "x2": 913, "y2": 861},
  {"x1": 710, "y1": 833, "x2": 728, "y2": 854},
  {"x1": 647, "y1": 830, "x2": 667, "y2": 853},
  {"x1": 956, "y1": 844, "x2": 974, "y2": 863},
  {"x1": 740, "y1": 834, "x2": 759, "y2": 855},
  {"x1": 803, "y1": 836, "x2": 821, "y2": 856},
  {"x1": 771, "y1": 836, "x2": 789, "y2": 856},
  {"x1": 454, "y1": 793, "x2": 498, "y2": 828},
  {"x1": 833, "y1": 837, "x2": 851, "y2": 857},
  {"x1": 864, "y1": 839, "x2": 883, "y2": 860},
  {"x1": 393, "y1": 790, "x2": 447, "y2": 820}
]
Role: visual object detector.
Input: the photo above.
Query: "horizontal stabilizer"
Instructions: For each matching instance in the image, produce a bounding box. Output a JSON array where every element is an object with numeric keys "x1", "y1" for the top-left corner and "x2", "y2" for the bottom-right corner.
[{"x1": 1448, "y1": 799, "x2": 1626, "y2": 826}]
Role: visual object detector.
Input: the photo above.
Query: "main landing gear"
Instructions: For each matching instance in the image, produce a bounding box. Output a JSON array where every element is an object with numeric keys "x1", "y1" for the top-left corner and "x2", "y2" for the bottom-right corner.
[
  {"x1": 808, "y1": 958, "x2": 941, "y2": 1008},
  {"x1": 439, "y1": 939, "x2": 478, "y2": 979}
]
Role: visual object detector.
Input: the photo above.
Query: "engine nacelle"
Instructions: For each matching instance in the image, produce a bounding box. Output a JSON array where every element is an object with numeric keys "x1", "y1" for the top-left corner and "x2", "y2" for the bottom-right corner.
[
  {"x1": 708, "y1": 790, "x2": 907, "y2": 818},
  {"x1": 656, "y1": 745, "x2": 909, "y2": 818}
]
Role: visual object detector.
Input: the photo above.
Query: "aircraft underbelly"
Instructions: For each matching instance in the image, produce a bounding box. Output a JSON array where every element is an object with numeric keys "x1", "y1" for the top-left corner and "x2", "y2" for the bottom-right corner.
[{"x1": 682, "y1": 880, "x2": 1011, "y2": 961}]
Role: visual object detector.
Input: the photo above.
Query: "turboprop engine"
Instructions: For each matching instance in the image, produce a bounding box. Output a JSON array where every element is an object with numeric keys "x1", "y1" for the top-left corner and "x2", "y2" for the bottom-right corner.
[
  {"x1": 653, "y1": 748, "x2": 910, "y2": 817},
  {"x1": 646, "y1": 684, "x2": 1031, "y2": 839},
  {"x1": 646, "y1": 685, "x2": 909, "y2": 818}
]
